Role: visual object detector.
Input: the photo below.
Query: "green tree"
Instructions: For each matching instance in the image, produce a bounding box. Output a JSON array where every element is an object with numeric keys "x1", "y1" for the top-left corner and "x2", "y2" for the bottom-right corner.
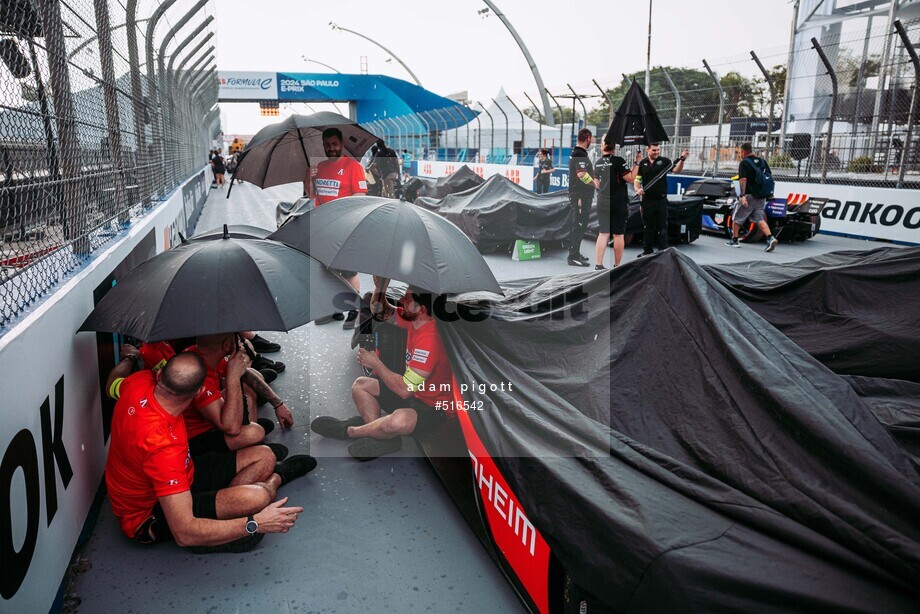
[{"x1": 523, "y1": 105, "x2": 576, "y2": 125}]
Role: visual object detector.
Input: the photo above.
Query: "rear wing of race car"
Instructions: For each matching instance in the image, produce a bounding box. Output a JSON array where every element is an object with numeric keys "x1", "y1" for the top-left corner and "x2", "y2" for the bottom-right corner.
[{"x1": 788, "y1": 196, "x2": 828, "y2": 216}]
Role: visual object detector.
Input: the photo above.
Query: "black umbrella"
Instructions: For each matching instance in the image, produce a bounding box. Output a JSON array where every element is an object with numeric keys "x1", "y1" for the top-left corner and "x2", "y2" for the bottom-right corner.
[
  {"x1": 79, "y1": 233, "x2": 358, "y2": 341},
  {"x1": 604, "y1": 79, "x2": 670, "y2": 146},
  {"x1": 189, "y1": 224, "x2": 271, "y2": 241},
  {"x1": 230, "y1": 112, "x2": 377, "y2": 193},
  {"x1": 268, "y1": 195, "x2": 503, "y2": 296}
]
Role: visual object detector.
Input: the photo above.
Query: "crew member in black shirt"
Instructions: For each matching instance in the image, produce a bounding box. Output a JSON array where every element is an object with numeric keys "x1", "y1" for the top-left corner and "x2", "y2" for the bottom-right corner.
[
  {"x1": 594, "y1": 141, "x2": 642, "y2": 269},
  {"x1": 634, "y1": 143, "x2": 689, "y2": 257},
  {"x1": 567, "y1": 128, "x2": 598, "y2": 267},
  {"x1": 534, "y1": 149, "x2": 554, "y2": 194}
]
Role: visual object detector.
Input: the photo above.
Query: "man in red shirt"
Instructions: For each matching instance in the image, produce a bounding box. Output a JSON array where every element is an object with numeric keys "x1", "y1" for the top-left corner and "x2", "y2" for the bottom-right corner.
[
  {"x1": 105, "y1": 352, "x2": 315, "y2": 552},
  {"x1": 310, "y1": 278, "x2": 452, "y2": 460},
  {"x1": 306, "y1": 127, "x2": 368, "y2": 329}
]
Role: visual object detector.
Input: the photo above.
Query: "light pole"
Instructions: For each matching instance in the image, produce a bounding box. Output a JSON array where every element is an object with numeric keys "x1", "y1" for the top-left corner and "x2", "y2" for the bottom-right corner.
[
  {"x1": 479, "y1": 1, "x2": 554, "y2": 127},
  {"x1": 302, "y1": 56, "x2": 342, "y2": 73},
  {"x1": 645, "y1": 0, "x2": 653, "y2": 92},
  {"x1": 329, "y1": 22, "x2": 422, "y2": 86}
]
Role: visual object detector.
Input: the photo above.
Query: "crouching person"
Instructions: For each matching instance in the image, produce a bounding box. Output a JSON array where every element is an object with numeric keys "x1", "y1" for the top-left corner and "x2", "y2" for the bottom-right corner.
[
  {"x1": 311, "y1": 278, "x2": 454, "y2": 461},
  {"x1": 106, "y1": 352, "x2": 315, "y2": 553}
]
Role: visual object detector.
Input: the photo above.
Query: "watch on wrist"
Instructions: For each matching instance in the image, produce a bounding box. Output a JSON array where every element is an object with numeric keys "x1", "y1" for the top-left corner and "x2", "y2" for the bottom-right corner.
[{"x1": 245, "y1": 515, "x2": 258, "y2": 535}]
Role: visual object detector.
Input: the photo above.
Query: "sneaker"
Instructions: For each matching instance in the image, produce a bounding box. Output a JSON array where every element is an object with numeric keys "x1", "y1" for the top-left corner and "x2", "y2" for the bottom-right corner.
[
  {"x1": 574, "y1": 253, "x2": 589, "y2": 262},
  {"x1": 187, "y1": 532, "x2": 264, "y2": 554},
  {"x1": 252, "y1": 355, "x2": 284, "y2": 373},
  {"x1": 275, "y1": 454, "x2": 317, "y2": 485},
  {"x1": 258, "y1": 368, "x2": 277, "y2": 384},
  {"x1": 250, "y1": 334, "x2": 281, "y2": 353},
  {"x1": 764, "y1": 236, "x2": 778, "y2": 253},
  {"x1": 311, "y1": 415, "x2": 365, "y2": 439},
  {"x1": 256, "y1": 417, "x2": 275, "y2": 435},
  {"x1": 348, "y1": 437, "x2": 402, "y2": 461},
  {"x1": 265, "y1": 442, "x2": 289, "y2": 462},
  {"x1": 725, "y1": 238, "x2": 740, "y2": 247},
  {"x1": 332, "y1": 312, "x2": 346, "y2": 321},
  {"x1": 567, "y1": 256, "x2": 590, "y2": 267},
  {"x1": 594, "y1": 264, "x2": 607, "y2": 270},
  {"x1": 342, "y1": 310, "x2": 359, "y2": 330}
]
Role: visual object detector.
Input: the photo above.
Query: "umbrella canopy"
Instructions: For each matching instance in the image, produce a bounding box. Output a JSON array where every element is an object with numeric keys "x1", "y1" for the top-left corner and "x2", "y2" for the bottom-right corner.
[
  {"x1": 268, "y1": 195, "x2": 503, "y2": 296},
  {"x1": 231, "y1": 112, "x2": 378, "y2": 191},
  {"x1": 604, "y1": 80, "x2": 670, "y2": 146},
  {"x1": 189, "y1": 224, "x2": 271, "y2": 241},
  {"x1": 79, "y1": 237, "x2": 358, "y2": 341}
]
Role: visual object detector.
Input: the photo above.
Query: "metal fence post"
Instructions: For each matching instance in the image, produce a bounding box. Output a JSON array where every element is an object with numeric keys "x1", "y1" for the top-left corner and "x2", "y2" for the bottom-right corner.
[
  {"x1": 523, "y1": 91, "x2": 543, "y2": 149},
  {"x1": 145, "y1": 0, "x2": 180, "y2": 195},
  {"x1": 703, "y1": 60, "x2": 725, "y2": 175},
  {"x1": 506, "y1": 96, "x2": 525, "y2": 161},
  {"x1": 661, "y1": 69, "x2": 681, "y2": 142},
  {"x1": 546, "y1": 89, "x2": 565, "y2": 162},
  {"x1": 894, "y1": 20, "x2": 919, "y2": 187},
  {"x1": 750, "y1": 51, "x2": 776, "y2": 157},
  {"x1": 870, "y1": 0, "x2": 900, "y2": 154},
  {"x1": 478, "y1": 103, "x2": 495, "y2": 163},
  {"x1": 811, "y1": 37, "x2": 838, "y2": 184},
  {"x1": 491, "y1": 98, "x2": 509, "y2": 162},
  {"x1": 592, "y1": 79, "x2": 614, "y2": 127},
  {"x1": 465, "y1": 103, "x2": 481, "y2": 160}
]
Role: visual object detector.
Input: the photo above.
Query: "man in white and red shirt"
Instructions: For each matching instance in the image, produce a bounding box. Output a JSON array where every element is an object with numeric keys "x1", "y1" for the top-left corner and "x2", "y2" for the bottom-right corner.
[
  {"x1": 305, "y1": 127, "x2": 368, "y2": 329},
  {"x1": 105, "y1": 352, "x2": 312, "y2": 552},
  {"x1": 310, "y1": 277, "x2": 453, "y2": 460}
]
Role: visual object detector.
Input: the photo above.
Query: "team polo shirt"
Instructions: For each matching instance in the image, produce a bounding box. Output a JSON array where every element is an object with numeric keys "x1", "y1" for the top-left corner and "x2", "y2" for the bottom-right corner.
[
  {"x1": 396, "y1": 310, "x2": 453, "y2": 408},
  {"x1": 568, "y1": 146, "x2": 595, "y2": 195},
  {"x1": 105, "y1": 371, "x2": 194, "y2": 537},
  {"x1": 637, "y1": 156, "x2": 673, "y2": 199},
  {"x1": 138, "y1": 341, "x2": 175, "y2": 372},
  {"x1": 182, "y1": 345, "x2": 227, "y2": 439},
  {"x1": 313, "y1": 156, "x2": 368, "y2": 205},
  {"x1": 595, "y1": 155, "x2": 630, "y2": 206}
]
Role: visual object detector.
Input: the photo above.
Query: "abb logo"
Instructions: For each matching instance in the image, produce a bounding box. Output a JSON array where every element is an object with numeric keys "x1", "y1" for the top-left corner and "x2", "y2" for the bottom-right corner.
[
  {"x1": 445, "y1": 164, "x2": 455, "y2": 175},
  {"x1": 505, "y1": 169, "x2": 520, "y2": 184},
  {"x1": 473, "y1": 166, "x2": 484, "y2": 177},
  {"x1": 422, "y1": 163, "x2": 433, "y2": 175}
]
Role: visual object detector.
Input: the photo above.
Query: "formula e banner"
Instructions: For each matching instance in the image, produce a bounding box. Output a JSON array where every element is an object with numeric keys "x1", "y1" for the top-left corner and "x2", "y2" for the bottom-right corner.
[{"x1": 217, "y1": 71, "x2": 277, "y2": 100}]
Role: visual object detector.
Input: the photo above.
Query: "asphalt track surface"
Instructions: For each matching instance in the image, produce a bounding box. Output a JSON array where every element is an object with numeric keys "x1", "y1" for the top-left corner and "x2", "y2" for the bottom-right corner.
[{"x1": 71, "y1": 179, "x2": 887, "y2": 612}]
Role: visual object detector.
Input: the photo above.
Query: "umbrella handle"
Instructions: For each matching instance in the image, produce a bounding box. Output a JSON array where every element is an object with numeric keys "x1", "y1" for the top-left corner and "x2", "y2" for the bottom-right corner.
[{"x1": 629, "y1": 159, "x2": 678, "y2": 204}]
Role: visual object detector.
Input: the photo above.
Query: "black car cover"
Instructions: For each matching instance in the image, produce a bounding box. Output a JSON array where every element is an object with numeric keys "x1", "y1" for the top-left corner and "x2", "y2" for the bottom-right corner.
[
  {"x1": 704, "y1": 246, "x2": 920, "y2": 382},
  {"x1": 439, "y1": 248, "x2": 920, "y2": 612},
  {"x1": 415, "y1": 174, "x2": 573, "y2": 249},
  {"x1": 403, "y1": 164, "x2": 484, "y2": 203}
]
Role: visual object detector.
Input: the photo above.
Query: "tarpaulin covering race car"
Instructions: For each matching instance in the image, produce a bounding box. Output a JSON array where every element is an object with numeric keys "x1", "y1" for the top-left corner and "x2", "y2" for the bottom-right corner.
[
  {"x1": 585, "y1": 193, "x2": 705, "y2": 246},
  {"x1": 402, "y1": 164, "x2": 485, "y2": 203},
  {"x1": 415, "y1": 174, "x2": 574, "y2": 250},
  {"x1": 686, "y1": 178, "x2": 825, "y2": 242},
  {"x1": 355, "y1": 247, "x2": 920, "y2": 612}
]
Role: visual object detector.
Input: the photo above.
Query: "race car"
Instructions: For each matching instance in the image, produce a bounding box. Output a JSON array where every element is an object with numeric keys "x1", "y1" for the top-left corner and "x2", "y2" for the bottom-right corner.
[{"x1": 685, "y1": 178, "x2": 826, "y2": 243}]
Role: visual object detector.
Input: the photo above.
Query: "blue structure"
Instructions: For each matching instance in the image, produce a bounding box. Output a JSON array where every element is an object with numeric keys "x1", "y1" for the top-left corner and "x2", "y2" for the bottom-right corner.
[{"x1": 217, "y1": 71, "x2": 475, "y2": 127}]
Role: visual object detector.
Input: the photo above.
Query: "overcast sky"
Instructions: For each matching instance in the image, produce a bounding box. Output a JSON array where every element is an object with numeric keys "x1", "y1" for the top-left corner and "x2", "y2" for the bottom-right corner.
[{"x1": 215, "y1": 0, "x2": 797, "y2": 135}]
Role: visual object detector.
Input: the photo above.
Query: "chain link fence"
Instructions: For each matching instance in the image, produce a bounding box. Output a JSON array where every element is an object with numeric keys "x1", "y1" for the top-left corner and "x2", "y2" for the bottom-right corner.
[
  {"x1": 365, "y1": 16, "x2": 919, "y2": 191},
  {"x1": 1, "y1": 0, "x2": 219, "y2": 328}
]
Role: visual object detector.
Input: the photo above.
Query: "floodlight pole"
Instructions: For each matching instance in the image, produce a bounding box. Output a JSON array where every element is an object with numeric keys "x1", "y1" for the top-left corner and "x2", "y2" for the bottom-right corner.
[
  {"x1": 481, "y1": 1, "x2": 554, "y2": 127},
  {"x1": 302, "y1": 56, "x2": 342, "y2": 73},
  {"x1": 811, "y1": 37, "x2": 838, "y2": 184},
  {"x1": 894, "y1": 20, "x2": 919, "y2": 187},
  {"x1": 330, "y1": 22, "x2": 422, "y2": 86},
  {"x1": 750, "y1": 51, "x2": 775, "y2": 156},
  {"x1": 661, "y1": 69, "x2": 680, "y2": 142},
  {"x1": 703, "y1": 59, "x2": 725, "y2": 175}
]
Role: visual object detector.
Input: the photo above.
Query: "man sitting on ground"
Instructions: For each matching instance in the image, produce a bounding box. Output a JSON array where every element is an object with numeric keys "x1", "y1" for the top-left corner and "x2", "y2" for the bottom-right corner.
[
  {"x1": 105, "y1": 352, "x2": 315, "y2": 553},
  {"x1": 310, "y1": 278, "x2": 454, "y2": 461}
]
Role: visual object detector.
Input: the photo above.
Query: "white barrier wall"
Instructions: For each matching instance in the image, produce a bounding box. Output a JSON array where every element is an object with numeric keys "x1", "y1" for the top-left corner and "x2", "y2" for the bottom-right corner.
[{"x1": 0, "y1": 168, "x2": 209, "y2": 613}]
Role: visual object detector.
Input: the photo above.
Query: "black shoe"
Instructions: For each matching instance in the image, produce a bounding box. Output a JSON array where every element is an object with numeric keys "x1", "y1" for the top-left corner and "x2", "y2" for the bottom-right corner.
[
  {"x1": 764, "y1": 236, "x2": 778, "y2": 253},
  {"x1": 567, "y1": 256, "x2": 590, "y2": 267},
  {"x1": 257, "y1": 417, "x2": 275, "y2": 435},
  {"x1": 265, "y1": 442, "x2": 289, "y2": 462},
  {"x1": 258, "y1": 368, "x2": 277, "y2": 384},
  {"x1": 342, "y1": 310, "x2": 359, "y2": 330},
  {"x1": 332, "y1": 312, "x2": 346, "y2": 321},
  {"x1": 575, "y1": 253, "x2": 589, "y2": 262},
  {"x1": 187, "y1": 532, "x2": 264, "y2": 554},
  {"x1": 314, "y1": 315, "x2": 336, "y2": 325},
  {"x1": 310, "y1": 415, "x2": 364, "y2": 440},
  {"x1": 594, "y1": 264, "x2": 606, "y2": 270},
  {"x1": 252, "y1": 354, "x2": 285, "y2": 373},
  {"x1": 251, "y1": 334, "x2": 281, "y2": 353},
  {"x1": 275, "y1": 454, "x2": 317, "y2": 485},
  {"x1": 348, "y1": 437, "x2": 402, "y2": 461}
]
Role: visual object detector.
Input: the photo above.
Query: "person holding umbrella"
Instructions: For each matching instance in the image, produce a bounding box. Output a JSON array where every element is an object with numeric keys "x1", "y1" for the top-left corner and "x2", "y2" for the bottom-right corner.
[
  {"x1": 306, "y1": 127, "x2": 369, "y2": 329},
  {"x1": 634, "y1": 143, "x2": 689, "y2": 257}
]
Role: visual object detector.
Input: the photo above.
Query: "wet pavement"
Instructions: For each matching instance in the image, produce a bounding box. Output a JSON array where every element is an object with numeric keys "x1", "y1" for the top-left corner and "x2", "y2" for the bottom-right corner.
[{"x1": 71, "y1": 178, "x2": 884, "y2": 612}]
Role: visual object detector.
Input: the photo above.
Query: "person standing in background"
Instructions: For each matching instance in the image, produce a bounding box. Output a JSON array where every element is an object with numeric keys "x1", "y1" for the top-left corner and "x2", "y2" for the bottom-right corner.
[
  {"x1": 634, "y1": 143, "x2": 688, "y2": 257},
  {"x1": 594, "y1": 142, "x2": 641, "y2": 269},
  {"x1": 566, "y1": 129, "x2": 598, "y2": 267},
  {"x1": 534, "y1": 149, "x2": 554, "y2": 194}
]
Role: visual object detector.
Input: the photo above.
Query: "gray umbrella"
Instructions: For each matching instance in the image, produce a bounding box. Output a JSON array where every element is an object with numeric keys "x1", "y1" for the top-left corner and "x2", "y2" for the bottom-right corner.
[
  {"x1": 268, "y1": 195, "x2": 503, "y2": 296},
  {"x1": 79, "y1": 234, "x2": 358, "y2": 341},
  {"x1": 230, "y1": 112, "x2": 378, "y2": 193},
  {"x1": 189, "y1": 224, "x2": 271, "y2": 241}
]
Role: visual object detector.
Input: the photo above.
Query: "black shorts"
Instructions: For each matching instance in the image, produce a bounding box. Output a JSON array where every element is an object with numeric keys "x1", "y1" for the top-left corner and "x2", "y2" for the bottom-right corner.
[
  {"x1": 597, "y1": 199, "x2": 628, "y2": 235},
  {"x1": 409, "y1": 396, "x2": 445, "y2": 433},
  {"x1": 188, "y1": 429, "x2": 231, "y2": 458},
  {"x1": 132, "y1": 450, "x2": 237, "y2": 545}
]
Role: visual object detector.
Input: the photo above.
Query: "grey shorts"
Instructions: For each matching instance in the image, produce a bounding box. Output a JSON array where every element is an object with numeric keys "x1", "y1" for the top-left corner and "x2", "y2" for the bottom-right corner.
[{"x1": 733, "y1": 196, "x2": 766, "y2": 224}]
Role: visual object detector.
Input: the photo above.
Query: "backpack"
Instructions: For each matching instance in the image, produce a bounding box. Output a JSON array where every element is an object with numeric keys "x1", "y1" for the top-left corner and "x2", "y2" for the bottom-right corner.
[{"x1": 744, "y1": 157, "x2": 775, "y2": 198}]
